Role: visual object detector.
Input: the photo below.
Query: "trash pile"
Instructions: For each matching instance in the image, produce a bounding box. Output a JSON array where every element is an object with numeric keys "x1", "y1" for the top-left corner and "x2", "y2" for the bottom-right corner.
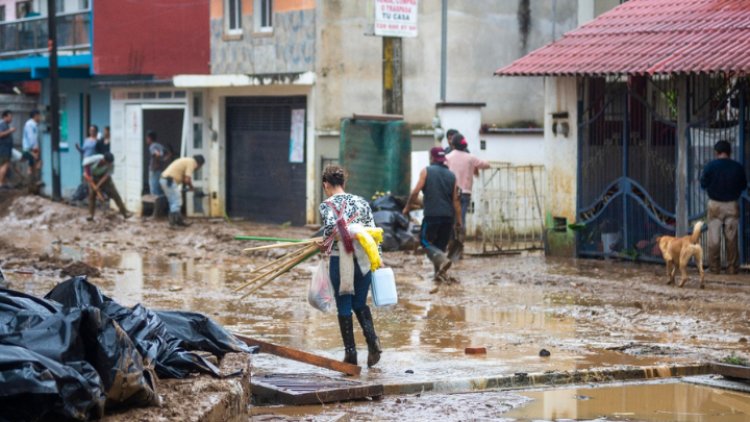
[
  {"x1": 0, "y1": 276, "x2": 254, "y2": 421},
  {"x1": 370, "y1": 195, "x2": 419, "y2": 252}
]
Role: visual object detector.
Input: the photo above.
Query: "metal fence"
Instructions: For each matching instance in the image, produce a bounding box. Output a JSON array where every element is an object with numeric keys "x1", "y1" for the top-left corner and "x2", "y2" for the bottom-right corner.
[
  {"x1": 577, "y1": 74, "x2": 750, "y2": 266},
  {"x1": 0, "y1": 11, "x2": 91, "y2": 57},
  {"x1": 473, "y1": 163, "x2": 546, "y2": 252},
  {"x1": 577, "y1": 75, "x2": 678, "y2": 261}
]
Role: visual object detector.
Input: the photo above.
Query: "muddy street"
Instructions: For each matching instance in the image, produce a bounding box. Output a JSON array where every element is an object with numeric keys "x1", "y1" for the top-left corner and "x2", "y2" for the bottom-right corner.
[{"x1": 2, "y1": 195, "x2": 749, "y2": 420}]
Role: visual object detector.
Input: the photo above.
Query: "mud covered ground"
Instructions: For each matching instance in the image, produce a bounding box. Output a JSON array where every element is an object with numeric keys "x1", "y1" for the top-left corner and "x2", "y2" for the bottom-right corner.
[{"x1": 1, "y1": 193, "x2": 749, "y2": 420}]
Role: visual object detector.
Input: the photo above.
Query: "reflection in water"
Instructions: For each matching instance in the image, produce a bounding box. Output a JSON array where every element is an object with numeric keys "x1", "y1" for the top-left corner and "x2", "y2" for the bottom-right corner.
[
  {"x1": 112, "y1": 251, "x2": 144, "y2": 305},
  {"x1": 505, "y1": 382, "x2": 750, "y2": 421}
]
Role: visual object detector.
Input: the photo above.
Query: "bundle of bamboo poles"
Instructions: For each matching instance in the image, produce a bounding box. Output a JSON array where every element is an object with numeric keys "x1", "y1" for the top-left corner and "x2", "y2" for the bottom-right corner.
[{"x1": 235, "y1": 237, "x2": 322, "y2": 299}]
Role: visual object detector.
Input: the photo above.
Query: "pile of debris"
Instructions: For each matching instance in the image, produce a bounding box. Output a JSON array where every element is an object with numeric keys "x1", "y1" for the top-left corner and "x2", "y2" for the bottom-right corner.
[
  {"x1": 0, "y1": 276, "x2": 255, "y2": 421},
  {"x1": 370, "y1": 195, "x2": 419, "y2": 252}
]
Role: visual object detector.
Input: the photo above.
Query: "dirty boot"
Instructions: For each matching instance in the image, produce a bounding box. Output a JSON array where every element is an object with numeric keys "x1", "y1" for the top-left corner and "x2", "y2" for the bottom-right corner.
[
  {"x1": 426, "y1": 246, "x2": 451, "y2": 279},
  {"x1": 337, "y1": 315, "x2": 357, "y2": 366},
  {"x1": 168, "y1": 212, "x2": 178, "y2": 227},
  {"x1": 354, "y1": 306, "x2": 382, "y2": 367},
  {"x1": 175, "y1": 213, "x2": 190, "y2": 227}
]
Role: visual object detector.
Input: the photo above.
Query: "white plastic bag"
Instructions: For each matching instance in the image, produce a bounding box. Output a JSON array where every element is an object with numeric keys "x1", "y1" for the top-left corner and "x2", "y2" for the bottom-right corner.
[{"x1": 308, "y1": 260, "x2": 335, "y2": 313}]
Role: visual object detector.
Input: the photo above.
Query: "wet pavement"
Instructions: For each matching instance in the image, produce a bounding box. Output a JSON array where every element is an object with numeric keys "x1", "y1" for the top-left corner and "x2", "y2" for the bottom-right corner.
[{"x1": 2, "y1": 194, "x2": 750, "y2": 419}]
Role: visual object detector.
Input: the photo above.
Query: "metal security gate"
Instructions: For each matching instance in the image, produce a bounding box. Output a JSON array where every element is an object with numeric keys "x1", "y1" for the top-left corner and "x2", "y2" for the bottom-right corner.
[
  {"x1": 577, "y1": 76, "x2": 678, "y2": 261},
  {"x1": 687, "y1": 76, "x2": 750, "y2": 267},
  {"x1": 474, "y1": 164, "x2": 545, "y2": 252},
  {"x1": 577, "y1": 75, "x2": 750, "y2": 265},
  {"x1": 226, "y1": 96, "x2": 307, "y2": 225}
]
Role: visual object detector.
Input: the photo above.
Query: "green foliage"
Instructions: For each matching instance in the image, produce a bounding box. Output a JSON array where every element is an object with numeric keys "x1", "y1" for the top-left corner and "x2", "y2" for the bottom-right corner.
[{"x1": 722, "y1": 353, "x2": 750, "y2": 367}]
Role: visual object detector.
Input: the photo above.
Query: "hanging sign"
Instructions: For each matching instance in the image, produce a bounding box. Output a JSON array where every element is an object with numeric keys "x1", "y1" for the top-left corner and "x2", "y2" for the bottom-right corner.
[{"x1": 374, "y1": 0, "x2": 418, "y2": 38}]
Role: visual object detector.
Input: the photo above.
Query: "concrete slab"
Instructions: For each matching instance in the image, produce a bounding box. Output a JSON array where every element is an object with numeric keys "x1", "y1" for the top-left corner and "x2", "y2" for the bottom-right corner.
[
  {"x1": 104, "y1": 353, "x2": 252, "y2": 422},
  {"x1": 683, "y1": 374, "x2": 750, "y2": 394},
  {"x1": 382, "y1": 363, "x2": 711, "y2": 395}
]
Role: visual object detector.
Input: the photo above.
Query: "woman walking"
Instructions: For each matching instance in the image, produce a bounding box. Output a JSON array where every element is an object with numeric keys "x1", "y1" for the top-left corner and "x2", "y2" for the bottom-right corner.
[{"x1": 319, "y1": 165, "x2": 382, "y2": 367}]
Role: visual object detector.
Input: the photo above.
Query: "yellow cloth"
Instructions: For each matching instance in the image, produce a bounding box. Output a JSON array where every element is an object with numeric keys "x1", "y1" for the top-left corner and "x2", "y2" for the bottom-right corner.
[
  {"x1": 355, "y1": 227, "x2": 383, "y2": 271},
  {"x1": 161, "y1": 157, "x2": 197, "y2": 184}
]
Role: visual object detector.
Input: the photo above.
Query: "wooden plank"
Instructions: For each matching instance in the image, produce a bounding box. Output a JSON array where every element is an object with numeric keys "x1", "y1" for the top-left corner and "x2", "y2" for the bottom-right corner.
[
  {"x1": 252, "y1": 374, "x2": 384, "y2": 405},
  {"x1": 712, "y1": 362, "x2": 750, "y2": 380},
  {"x1": 234, "y1": 334, "x2": 361, "y2": 376}
]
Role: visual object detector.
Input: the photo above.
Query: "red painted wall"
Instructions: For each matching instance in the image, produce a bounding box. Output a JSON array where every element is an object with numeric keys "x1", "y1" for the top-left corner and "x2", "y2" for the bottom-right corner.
[{"x1": 93, "y1": 0, "x2": 209, "y2": 77}]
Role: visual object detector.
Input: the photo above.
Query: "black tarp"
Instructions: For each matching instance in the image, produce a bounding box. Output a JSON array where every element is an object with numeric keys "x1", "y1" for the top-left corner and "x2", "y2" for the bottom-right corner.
[{"x1": 0, "y1": 276, "x2": 255, "y2": 421}]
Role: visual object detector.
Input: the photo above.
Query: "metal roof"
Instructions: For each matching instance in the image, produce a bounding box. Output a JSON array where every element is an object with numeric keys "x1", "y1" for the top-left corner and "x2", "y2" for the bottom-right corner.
[{"x1": 495, "y1": 0, "x2": 750, "y2": 77}]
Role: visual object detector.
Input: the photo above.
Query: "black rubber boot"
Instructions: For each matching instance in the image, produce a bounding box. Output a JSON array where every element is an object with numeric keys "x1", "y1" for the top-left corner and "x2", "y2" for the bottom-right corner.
[
  {"x1": 337, "y1": 315, "x2": 357, "y2": 366},
  {"x1": 168, "y1": 212, "x2": 177, "y2": 227},
  {"x1": 175, "y1": 213, "x2": 189, "y2": 227},
  {"x1": 426, "y1": 245, "x2": 452, "y2": 279},
  {"x1": 354, "y1": 306, "x2": 382, "y2": 367}
]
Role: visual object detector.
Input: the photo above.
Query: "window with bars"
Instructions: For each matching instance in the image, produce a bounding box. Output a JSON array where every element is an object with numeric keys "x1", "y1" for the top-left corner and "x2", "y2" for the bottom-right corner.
[
  {"x1": 226, "y1": 0, "x2": 242, "y2": 34},
  {"x1": 254, "y1": 0, "x2": 272, "y2": 32}
]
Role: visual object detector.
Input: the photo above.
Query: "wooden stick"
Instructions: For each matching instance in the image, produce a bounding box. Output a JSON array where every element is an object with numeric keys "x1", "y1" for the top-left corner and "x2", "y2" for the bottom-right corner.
[
  {"x1": 234, "y1": 334, "x2": 361, "y2": 376},
  {"x1": 240, "y1": 247, "x2": 318, "y2": 299},
  {"x1": 235, "y1": 235, "x2": 310, "y2": 242},
  {"x1": 243, "y1": 238, "x2": 321, "y2": 253},
  {"x1": 233, "y1": 246, "x2": 310, "y2": 292}
]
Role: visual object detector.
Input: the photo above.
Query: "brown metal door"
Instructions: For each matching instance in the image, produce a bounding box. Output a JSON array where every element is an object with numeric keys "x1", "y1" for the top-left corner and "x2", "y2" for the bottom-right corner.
[{"x1": 226, "y1": 96, "x2": 306, "y2": 225}]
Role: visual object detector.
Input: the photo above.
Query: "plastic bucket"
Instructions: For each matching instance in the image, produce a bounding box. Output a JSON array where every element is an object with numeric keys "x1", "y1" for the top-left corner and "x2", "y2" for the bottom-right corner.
[{"x1": 371, "y1": 268, "x2": 397, "y2": 307}]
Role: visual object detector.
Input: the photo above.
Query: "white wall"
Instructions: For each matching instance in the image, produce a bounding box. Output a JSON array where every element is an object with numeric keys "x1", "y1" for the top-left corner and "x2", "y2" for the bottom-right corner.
[
  {"x1": 480, "y1": 132, "x2": 544, "y2": 166},
  {"x1": 544, "y1": 76, "x2": 578, "y2": 224}
]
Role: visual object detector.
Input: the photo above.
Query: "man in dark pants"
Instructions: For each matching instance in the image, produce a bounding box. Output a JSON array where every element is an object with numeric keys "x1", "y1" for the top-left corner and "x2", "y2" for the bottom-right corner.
[
  {"x1": 700, "y1": 140, "x2": 748, "y2": 274},
  {"x1": 0, "y1": 110, "x2": 16, "y2": 189},
  {"x1": 86, "y1": 153, "x2": 132, "y2": 221},
  {"x1": 403, "y1": 147, "x2": 462, "y2": 281}
]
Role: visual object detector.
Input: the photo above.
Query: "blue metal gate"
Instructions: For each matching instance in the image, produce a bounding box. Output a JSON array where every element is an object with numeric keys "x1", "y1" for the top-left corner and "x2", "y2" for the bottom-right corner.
[{"x1": 577, "y1": 75, "x2": 750, "y2": 265}]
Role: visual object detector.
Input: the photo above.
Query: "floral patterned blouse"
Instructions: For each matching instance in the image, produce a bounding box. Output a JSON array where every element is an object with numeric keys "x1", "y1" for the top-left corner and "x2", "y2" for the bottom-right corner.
[{"x1": 319, "y1": 193, "x2": 376, "y2": 240}]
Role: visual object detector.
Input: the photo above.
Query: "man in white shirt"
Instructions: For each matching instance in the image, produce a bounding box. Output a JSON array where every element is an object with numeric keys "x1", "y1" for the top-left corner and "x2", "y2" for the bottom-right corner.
[{"x1": 22, "y1": 110, "x2": 42, "y2": 177}]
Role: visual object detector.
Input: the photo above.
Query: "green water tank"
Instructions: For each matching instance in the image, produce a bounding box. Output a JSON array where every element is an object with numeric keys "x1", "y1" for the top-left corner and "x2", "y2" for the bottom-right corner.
[{"x1": 339, "y1": 119, "x2": 412, "y2": 200}]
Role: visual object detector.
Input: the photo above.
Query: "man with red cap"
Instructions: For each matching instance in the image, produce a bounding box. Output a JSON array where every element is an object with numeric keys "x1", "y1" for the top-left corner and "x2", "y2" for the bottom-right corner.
[
  {"x1": 446, "y1": 133, "x2": 490, "y2": 229},
  {"x1": 403, "y1": 147, "x2": 462, "y2": 281}
]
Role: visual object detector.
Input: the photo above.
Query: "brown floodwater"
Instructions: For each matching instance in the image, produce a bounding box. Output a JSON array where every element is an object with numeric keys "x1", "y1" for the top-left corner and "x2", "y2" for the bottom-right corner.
[
  {"x1": 252, "y1": 381, "x2": 750, "y2": 421},
  {"x1": 27, "y1": 249, "x2": 709, "y2": 385},
  {"x1": 8, "y1": 241, "x2": 748, "y2": 385},
  {"x1": 504, "y1": 381, "x2": 750, "y2": 421}
]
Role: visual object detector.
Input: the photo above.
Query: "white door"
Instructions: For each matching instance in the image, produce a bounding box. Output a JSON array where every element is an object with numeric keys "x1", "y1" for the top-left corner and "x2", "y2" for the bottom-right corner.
[{"x1": 122, "y1": 104, "x2": 143, "y2": 214}]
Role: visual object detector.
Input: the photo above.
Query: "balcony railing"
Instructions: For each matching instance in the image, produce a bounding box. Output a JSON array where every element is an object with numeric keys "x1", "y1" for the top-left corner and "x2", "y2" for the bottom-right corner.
[{"x1": 0, "y1": 10, "x2": 91, "y2": 58}]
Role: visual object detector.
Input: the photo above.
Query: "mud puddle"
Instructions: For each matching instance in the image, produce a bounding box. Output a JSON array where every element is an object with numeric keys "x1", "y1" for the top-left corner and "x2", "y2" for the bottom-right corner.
[
  {"x1": 251, "y1": 380, "x2": 750, "y2": 421},
  {"x1": 504, "y1": 380, "x2": 750, "y2": 421}
]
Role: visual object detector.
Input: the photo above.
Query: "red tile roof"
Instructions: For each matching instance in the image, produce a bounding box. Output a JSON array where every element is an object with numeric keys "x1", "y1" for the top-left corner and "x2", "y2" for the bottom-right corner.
[{"x1": 495, "y1": 0, "x2": 750, "y2": 76}]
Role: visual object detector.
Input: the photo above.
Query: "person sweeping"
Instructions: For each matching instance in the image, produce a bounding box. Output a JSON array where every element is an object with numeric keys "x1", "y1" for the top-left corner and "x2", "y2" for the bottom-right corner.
[{"x1": 318, "y1": 165, "x2": 383, "y2": 367}]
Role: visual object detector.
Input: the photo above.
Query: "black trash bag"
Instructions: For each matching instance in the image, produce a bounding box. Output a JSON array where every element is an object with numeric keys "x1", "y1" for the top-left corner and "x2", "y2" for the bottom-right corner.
[
  {"x1": 154, "y1": 310, "x2": 255, "y2": 357},
  {"x1": 0, "y1": 344, "x2": 106, "y2": 422},
  {"x1": 373, "y1": 210, "x2": 396, "y2": 228},
  {"x1": 396, "y1": 230, "x2": 419, "y2": 250},
  {"x1": 0, "y1": 289, "x2": 159, "y2": 410},
  {"x1": 80, "y1": 308, "x2": 160, "y2": 409},
  {"x1": 44, "y1": 276, "x2": 107, "y2": 309},
  {"x1": 381, "y1": 231, "x2": 400, "y2": 252},
  {"x1": 46, "y1": 277, "x2": 242, "y2": 379},
  {"x1": 102, "y1": 301, "x2": 223, "y2": 379},
  {"x1": 393, "y1": 212, "x2": 410, "y2": 231},
  {"x1": 0, "y1": 288, "x2": 60, "y2": 321},
  {"x1": 370, "y1": 195, "x2": 403, "y2": 212}
]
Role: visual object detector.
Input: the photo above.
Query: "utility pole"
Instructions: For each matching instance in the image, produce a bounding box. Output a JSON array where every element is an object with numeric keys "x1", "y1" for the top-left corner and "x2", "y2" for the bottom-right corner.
[
  {"x1": 383, "y1": 37, "x2": 403, "y2": 115},
  {"x1": 440, "y1": 0, "x2": 447, "y2": 102},
  {"x1": 47, "y1": 0, "x2": 61, "y2": 200}
]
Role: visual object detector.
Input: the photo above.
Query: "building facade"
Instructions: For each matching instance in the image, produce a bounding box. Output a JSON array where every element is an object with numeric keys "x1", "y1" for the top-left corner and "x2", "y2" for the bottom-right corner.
[
  {"x1": 176, "y1": 0, "x2": 601, "y2": 225},
  {"x1": 0, "y1": 0, "x2": 209, "y2": 201}
]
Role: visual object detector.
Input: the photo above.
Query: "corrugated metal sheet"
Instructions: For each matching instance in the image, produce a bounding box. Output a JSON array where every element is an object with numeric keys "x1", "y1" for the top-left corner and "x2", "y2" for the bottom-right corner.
[{"x1": 495, "y1": 0, "x2": 750, "y2": 76}]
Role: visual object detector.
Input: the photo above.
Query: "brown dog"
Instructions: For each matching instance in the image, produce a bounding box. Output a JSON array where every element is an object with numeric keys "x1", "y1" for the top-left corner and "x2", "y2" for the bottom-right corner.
[{"x1": 657, "y1": 221, "x2": 705, "y2": 289}]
